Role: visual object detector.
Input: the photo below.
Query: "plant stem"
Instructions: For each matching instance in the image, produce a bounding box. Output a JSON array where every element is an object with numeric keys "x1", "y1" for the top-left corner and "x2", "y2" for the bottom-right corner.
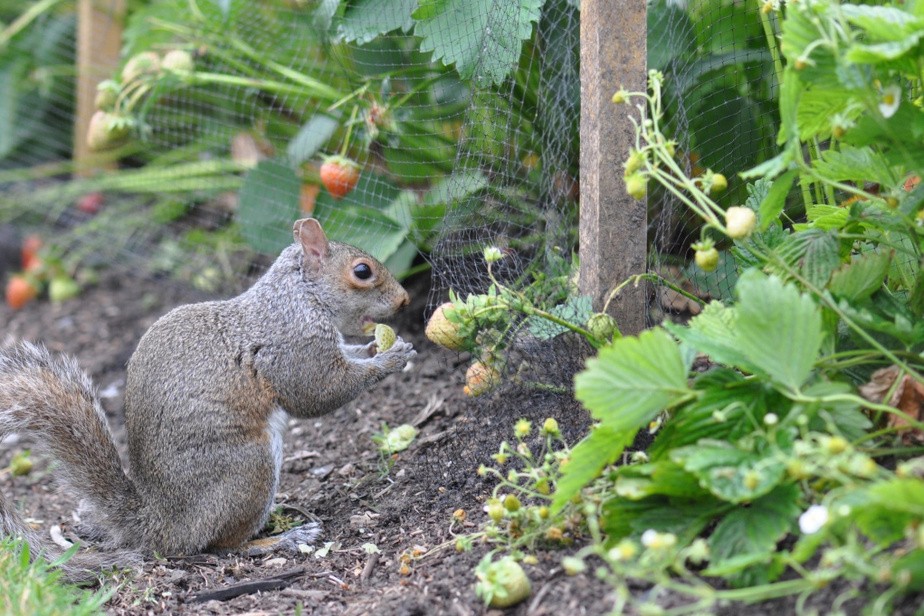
[
  {"x1": 604, "y1": 273, "x2": 705, "y2": 314},
  {"x1": 339, "y1": 105, "x2": 359, "y2": 157},
  {"x1": 0, "y1": 0, "x2": 64, "y2": 48}
]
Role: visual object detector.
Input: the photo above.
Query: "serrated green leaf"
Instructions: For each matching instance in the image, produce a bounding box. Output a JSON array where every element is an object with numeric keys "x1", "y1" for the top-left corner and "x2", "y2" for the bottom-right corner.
[
  {"x1": 758, "y1": 170, "x2": 796, "y2": 229},
  {"x1": 648, "y1": 0, "x2": 695, "y2": 70},
  {"x1": 601, "y1": 496, "x2": 725, "y2": 544},
  {"x1": 313, "y1": 0, "x2": 340, "y2": 32},
  {"x1": 803, "y1": 205, "x2": 850, "y2": 231},
  {"x1": 527, "y1": 296, "x2": 593, "y2": 340},
  {"x1": 666, "y1": 302, "x2": 758, "y2": 374},
  {"x1": 671, "y1": 441, "x2": 786, "y2": 503},
  {"x1": 796, "y1": 87, "x2": 859, "y2": 140},
  {"x1": 735, "y1": 270, "x2": 823, "y2": 392},
  {"x1": 556, "y1": 329, "x2": 692, "y2": 512},
  {"x1": 414, "y1": 0, "x2": 543, "y2": 87},
  {"x1": 683, "y1": 250, "x2": 738, "y2": 301},
  {"x1": 828, "y1": 250, "x2": 892, "y2": 302},
  {"x1": 337, "y1": 0, "x2": 417, "y2": 43},
  {"x1": 552, "y1": 425, "x2": 625, "y2": 512},
  {"x1": 740, "y1": 143, "x2": 796, "y2": 180},
  {"x1": 615, "y1": 461, "x2": 707, "y2": 500},
  {"x1": 648, "y1": 370, "x2": 785, "y2": 460},
  {"x1": 424, "y1": 170, "x2": 488, "y2": 205},
  {"x1": 894, "y1": 551, "x2": 924, "y2": 591},
  {"x1": 813, "y1": 146, "x2": 895, "y2": 186},
  {"x1": 286, "y1": 114, "x2": 340, "y2": 165},
  {"x1": 866, "y1": 478, "x2": 924, "y2": 516},
  {"x1": 237, "y1": 160, "x2": 302, "y2": 254},
  {"x1": 706, "y1": 484, "x2": 800, "y2": 579},
  {"x1": 800, "y1": 230, "x2": 841, "y2": 288},
  {"x1": 846, "y1": 35, "x2": 924, "y2": 63},
  {"x1": 840, "y1": 4, "x2": 923, "y2": 41},
  {"x1": 575, "y1": 328, "x2": 692, "y2": 427}
]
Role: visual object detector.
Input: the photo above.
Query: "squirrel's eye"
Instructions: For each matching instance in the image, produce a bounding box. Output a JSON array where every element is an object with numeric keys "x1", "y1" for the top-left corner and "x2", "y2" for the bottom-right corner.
[{"x1": 353, "y1": 262, "x2": 373, "y2": 280}]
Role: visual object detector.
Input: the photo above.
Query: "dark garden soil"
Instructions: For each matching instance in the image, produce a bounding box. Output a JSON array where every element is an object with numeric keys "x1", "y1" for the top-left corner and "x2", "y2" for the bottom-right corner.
[{"x1": 0, "y1": 270, "x2": 921, "y2": 615}]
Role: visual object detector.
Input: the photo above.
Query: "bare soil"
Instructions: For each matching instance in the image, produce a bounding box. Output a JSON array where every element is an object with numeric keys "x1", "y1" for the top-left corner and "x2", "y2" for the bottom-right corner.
[{"x1": 1, "y1": 270, "x2": 920, "y2": 615}]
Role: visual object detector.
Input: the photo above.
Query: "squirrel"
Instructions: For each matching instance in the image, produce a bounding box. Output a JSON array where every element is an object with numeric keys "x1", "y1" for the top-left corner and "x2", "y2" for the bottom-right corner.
[{"x1": 0, "y1": 217, "x2": 415, "y2": 581}]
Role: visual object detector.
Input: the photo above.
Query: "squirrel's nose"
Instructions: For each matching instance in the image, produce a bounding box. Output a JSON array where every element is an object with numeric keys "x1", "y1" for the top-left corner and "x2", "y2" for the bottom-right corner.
[{"x1": 396, "y1": 289, "x2": 410, "y2": 311}]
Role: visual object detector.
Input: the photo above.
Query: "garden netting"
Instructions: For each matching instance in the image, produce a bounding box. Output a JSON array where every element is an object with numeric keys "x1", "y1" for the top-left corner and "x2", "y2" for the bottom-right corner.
[{"x1": 0, "y1": 0, "x2": 783, "y2": 462}]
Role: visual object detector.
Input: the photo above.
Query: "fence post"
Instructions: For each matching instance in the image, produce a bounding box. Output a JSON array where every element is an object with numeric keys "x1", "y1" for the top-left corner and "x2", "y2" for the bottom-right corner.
[
  {"x1": 74, "y1": 0, "x2": 126, "y2": 177},
  {"x1": 579, "y1": 0, "x2": 647, "y2": 336}
]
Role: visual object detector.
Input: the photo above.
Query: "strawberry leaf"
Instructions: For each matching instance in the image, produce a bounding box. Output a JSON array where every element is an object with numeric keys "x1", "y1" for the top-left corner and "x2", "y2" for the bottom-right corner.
[
  {"x1": 705, "y1": 484, "x2": 800, "y2": 582},
  {"x1": 287, "y1": 114, "x2": 339, "y2": 165},
  {"x1": 555, "y1": 329, "x2": 692, "y2": 511},
  {"x1": 828, "y1": 250, "x2": 892, "y2": 302},
  {"x1": 237, "y1": 160, "x2": 301, "y2": 254},
  {"x1": 734, "y1": 270, "x2": 823, "y2": 392},
  {"x1": 414, "y1": 0, "x2": 543, "y2": 88},
  {"x1": 337, "y1": 0, "x2": 417, "y2": 43}
]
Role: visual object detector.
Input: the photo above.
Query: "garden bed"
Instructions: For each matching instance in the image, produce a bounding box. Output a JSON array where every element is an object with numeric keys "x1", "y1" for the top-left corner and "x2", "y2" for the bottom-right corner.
[{"x1": 1, "y1": 272, "x2": 919, "y2": 614}]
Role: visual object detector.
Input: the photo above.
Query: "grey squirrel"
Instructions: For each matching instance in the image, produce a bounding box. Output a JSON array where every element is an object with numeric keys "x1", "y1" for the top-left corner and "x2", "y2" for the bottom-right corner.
[{"x1": 0, "y1": 217, "x2": 415, "y2": 580}]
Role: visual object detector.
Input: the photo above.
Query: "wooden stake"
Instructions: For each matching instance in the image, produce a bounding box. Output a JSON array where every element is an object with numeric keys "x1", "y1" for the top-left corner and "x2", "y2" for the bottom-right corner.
[
  {"x1": 74, "y1": 0, "x2": 125, "y2": 177},
  {"x1": 579, "y1": 0, "x2": 647, "y2": 335}
]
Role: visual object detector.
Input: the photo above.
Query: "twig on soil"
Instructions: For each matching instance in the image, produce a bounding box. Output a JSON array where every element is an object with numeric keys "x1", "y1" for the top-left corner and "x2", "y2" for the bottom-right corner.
[
  {"x1": 186, "y1": 567, "x2": 333, "y2": 603},
  {"x1": 360, "y1": 551, "x2": 379, "y2": 585},
  {"x1": 528, "y1": 580, "x2": 555, "y2": 613},
  {"x1": 414, "y1": 428, "x2": 455, "y2": 449}
]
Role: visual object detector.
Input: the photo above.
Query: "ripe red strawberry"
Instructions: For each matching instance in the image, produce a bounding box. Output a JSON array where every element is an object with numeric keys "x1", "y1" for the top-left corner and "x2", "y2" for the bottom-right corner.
[
  {"x1": 6, "y1": 275, "x2": 38, "y2": 310},
  {"x1": 21, "y1": 234, "x2": 42, "y2": 270},
  {"x1": 76, "y1": 191, "x2": 105, "y2": 215},
  {"x1": 319, "y1": 156, "x2": 360, "y2": 200}
]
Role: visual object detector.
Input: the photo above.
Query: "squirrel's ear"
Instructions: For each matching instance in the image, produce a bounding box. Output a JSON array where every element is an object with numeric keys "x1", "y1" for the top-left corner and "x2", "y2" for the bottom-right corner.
[{"x1": 293, "y1": 218, "x2": 329, "y2": 272}]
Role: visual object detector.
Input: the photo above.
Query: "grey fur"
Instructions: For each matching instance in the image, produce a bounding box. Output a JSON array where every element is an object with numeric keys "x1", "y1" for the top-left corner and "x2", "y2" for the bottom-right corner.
[{"x1": 0, "y1": 219, "x2": 414, "y2": 580}]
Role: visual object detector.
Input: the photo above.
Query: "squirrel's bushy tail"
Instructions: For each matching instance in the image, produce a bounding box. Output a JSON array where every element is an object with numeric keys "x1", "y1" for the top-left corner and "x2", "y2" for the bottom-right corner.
[{"x1": 0, "y1": 341, "x2": 143, "y2": 580}]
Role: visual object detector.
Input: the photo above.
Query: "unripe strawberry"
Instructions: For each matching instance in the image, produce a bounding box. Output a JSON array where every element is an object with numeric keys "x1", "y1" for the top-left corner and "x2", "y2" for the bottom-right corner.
[
  {"x1": 709, "y1": 172, "x2": 727, "y2": 194},
  {"x1": 562, "y1": 556, "x2": 586, "y2": 576},
  {"x1": 625, "y1": 173, "x2": 647, "y2": 200},
  {"x1": 86, "y1": 111, "x2": 131, "y2": 151},
  {"x1": 464, "y1": 361, "x2": 500, "y2": 397},
  {"x1": 541, "y1": 417, "x2": 560, "y2": 437},
  {"x1": 486, "y1": 501, "x2": 505, "y2": 523},
  {"x1": 586, "y1": 312, "x2": 620, "y2": 341},
  {"x1": 48, "y1": 276, "x2": 80, "y2": 303},
  {"x1": 611, "y1": 89, "x2": 628, "y2": 104},
  {"x1": 162, "y1": 49, "x2": 194, "y2": 73},
  {"x1": 374, "y1": 323, "x2": 396, "y2": 351},
  {"x1": 425, "y1": 302, "x2": 465, "y2": 350},
  {"x1": 725, "y1": 206, "x2": 756, "y2": 239},
  {"x1": 476, "y1": 557, "x2": 531, "y2": 608},
  {"x1": 624, "y1": 149, "x2": 646, "y2": 175},
  {"x1": 9, "y1": 451, "x2": 32, "y2": 476},
  {"x1": 503, "y1": 494, "x2": 521, "y2": 512},
  {"x1": 695, "y1": 246, "x2": 720, "y2": 272},
  {"x1": 121, "y1": 51, "x2": 161, "y2": 83},
  {"x1": 94, "y1": 80, "x2": 120, "y2": 111}
]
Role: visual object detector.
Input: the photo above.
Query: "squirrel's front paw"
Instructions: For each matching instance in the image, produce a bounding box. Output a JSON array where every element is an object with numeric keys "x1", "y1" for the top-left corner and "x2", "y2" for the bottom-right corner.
[{"x1": 376, "y1": 337, "x2": 416, "y2": 372}]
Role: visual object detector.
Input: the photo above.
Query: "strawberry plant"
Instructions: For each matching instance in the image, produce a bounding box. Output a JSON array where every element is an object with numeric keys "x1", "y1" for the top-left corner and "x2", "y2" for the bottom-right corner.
[{"x1": 465, "y1": 1, "x2": 924, "y2": 612}]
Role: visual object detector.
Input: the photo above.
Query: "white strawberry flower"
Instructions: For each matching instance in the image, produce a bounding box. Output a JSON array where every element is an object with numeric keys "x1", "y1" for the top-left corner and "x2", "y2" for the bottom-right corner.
[
  {"x1": 799, "y1": 505, "x2": 829, "y2": 535},
  {"x1": 879, "y1": 84, "x2": 901, "y2": 119}
]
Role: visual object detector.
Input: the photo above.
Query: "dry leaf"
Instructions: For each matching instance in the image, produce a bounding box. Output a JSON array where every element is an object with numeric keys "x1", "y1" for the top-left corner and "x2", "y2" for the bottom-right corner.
[{"x1": 860, "y1": 365, "x2": 924, "y2": 444}]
